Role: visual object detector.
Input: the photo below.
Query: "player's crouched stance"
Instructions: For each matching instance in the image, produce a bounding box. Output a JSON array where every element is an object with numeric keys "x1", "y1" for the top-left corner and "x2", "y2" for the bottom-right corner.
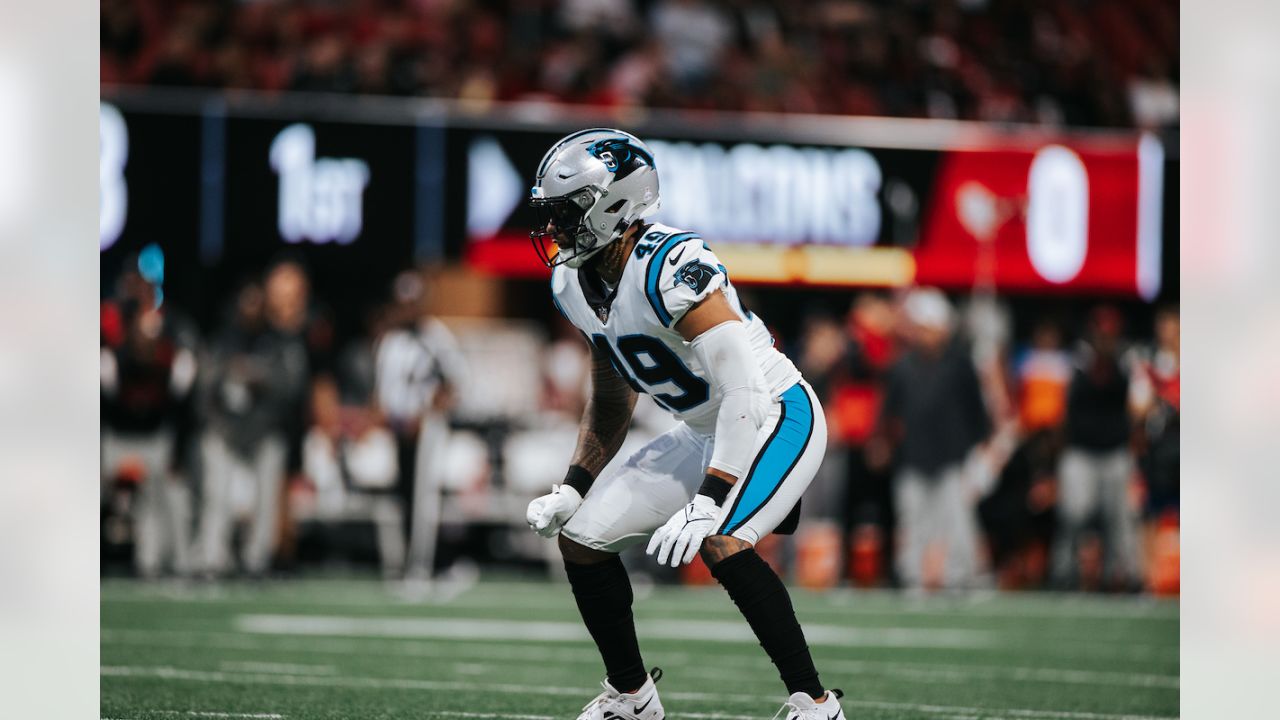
[{"x1": 524, "y1": 129, "x2": 846, "y2": 720}]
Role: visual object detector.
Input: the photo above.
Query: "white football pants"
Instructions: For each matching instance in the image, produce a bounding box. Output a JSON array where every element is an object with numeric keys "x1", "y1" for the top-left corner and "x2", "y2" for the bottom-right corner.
[{"x1": 562, "y1": 381, "x2": 827, "y2": 552}]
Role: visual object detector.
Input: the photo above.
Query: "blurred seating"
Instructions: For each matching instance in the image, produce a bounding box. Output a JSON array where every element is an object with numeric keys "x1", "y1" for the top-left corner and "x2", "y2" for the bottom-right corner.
[{"x1": 101, "y1": 0, "x2": 1178, "y2": 129}]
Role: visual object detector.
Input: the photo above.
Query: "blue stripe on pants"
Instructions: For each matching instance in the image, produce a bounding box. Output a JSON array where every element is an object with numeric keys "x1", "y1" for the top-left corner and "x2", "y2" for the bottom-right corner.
[{"x1": 720, "y1": 383, "x2": 814, "y2": 535}]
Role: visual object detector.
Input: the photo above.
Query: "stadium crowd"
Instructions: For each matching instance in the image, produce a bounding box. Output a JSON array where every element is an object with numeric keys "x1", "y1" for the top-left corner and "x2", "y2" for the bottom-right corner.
[
  {"x1": 101, "y1": 0, "x2": 1178, "y2": 129},
  {"x1": 101, "y1": 250, "x2": 1180, "y2": 594}
]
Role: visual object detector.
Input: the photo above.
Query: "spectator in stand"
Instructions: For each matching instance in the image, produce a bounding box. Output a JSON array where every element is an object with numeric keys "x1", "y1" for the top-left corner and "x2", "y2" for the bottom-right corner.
[
  {"x1": 1016, "y1": 319, "x2": 1073, "y2": 434},
  {"x1": 290, "y1": 34, "x2": 358, "y2": 94},
  {"x1": 874, "y1": 289, "x2": 991, "y2": 591},
  {"x1": 1132, "y1": 306, "x2": 1180, "y2": 520},
  {"x1": 559, "y1": 0, "x2": 639, "y2": 40},
  {"x1": 650, "y1": 0, "x2": 734, "y2": 91},
  {"x1": 147, "y1": 22, "x2": 202, "y2": 87},
  {"x1": 834, "y1": 293, "x2": 898, "y2": 586},
  {"x1": 977, "y1": 428, "x2": 1058, "y2": 589},
  {"x1": 971, "y1": 317, "x2": 1072, "y2": 589},
  {"x1": 1128, "y1": 57, "x2": 1179, "y2": 130},
  {"x1": 1053, "y1": 306, "x2": 1144, "y2": 591},
  {"x1": 262, "y1": 260, "x2": 332, "y2": 449},
  {"x1": 1131, "y1": 305, "x2": 1179, "y2": 593},
  {"x1": 100, "y1": 0, "x2": 145, "y2": 83},
  {"x1": 263, "y1": 260, "x2": 332, "y2": 565},
  {"x1": 374, "y1": 270, "x2": 467, "y2": 582},
  {"x1": 196, "y1": 279, "x2": 309, "y2": 577},
  {"x1": 101, "y1": 274, "x2": 198, "y2": 578},
  {"x1": 794, "y1": 311, "x2": 853, "y2": 523}
]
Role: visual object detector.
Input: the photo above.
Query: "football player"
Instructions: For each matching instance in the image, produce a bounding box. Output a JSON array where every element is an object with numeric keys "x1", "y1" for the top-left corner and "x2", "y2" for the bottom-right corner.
[{"x1": 525, "y1": 129, "x2": 844, "y2": 720}]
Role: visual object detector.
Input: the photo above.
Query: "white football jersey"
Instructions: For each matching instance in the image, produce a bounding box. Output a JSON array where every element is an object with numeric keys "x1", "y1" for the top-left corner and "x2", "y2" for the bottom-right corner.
[{"x1": 551, "y1": 222, "x2": 800, "y2": 435}]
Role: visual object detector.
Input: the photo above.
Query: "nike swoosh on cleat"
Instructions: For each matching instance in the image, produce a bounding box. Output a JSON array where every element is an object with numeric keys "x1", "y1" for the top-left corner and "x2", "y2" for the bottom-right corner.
[
  {"x1": 667, "y1": 247, "x2": 686, "y2": 266},
  {"x1": 635, "y1": 696, "x2": 653, "y2": 714}
]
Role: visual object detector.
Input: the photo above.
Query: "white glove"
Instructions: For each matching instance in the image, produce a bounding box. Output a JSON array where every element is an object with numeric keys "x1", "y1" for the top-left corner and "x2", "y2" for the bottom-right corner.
[
  {"x1": 525, "y1": 484, "x2": 583, "y2": 538},
  {"x1": 646, "y1": 494, "x2": 720, "y2": 567}
]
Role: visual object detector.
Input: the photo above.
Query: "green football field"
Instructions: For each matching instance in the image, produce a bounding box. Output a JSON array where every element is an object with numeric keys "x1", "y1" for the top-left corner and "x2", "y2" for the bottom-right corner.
[{"x1": 101, "y1": 575, "x2": 1179, "y2": 720}]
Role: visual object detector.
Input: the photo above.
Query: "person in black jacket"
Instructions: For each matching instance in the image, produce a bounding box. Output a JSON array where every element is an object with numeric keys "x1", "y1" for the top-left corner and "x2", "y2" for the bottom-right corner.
[
  {"x1": 1052, "y1": 306, "x2": 1143, "y2": 590},
  {"x1": 876, "y1": 289, "x2": 991, "y2": 591},
  {"x1": 195, "y1": 279, "x2": 308, "y2": 577}
]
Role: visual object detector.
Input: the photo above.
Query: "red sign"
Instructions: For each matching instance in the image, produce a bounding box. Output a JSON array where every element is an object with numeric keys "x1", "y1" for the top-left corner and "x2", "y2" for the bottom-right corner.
[{"x1": 914, "y1": 137, "x2": 1163, "y2": 299}]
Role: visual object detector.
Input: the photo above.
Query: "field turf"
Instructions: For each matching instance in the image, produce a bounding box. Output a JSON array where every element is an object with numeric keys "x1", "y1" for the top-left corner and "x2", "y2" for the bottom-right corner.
[{"x1": 102, "y1": 576, "x2": 1178, "y2": 720}]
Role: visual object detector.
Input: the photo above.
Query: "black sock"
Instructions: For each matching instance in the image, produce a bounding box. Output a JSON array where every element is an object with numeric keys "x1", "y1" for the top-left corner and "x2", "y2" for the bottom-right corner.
[
  {"x1": 564, "y1": 555, "x2": 647, "y2": 693},
  {"x1": 710, "y1": 549, "x2": 824, "y2": 699}
]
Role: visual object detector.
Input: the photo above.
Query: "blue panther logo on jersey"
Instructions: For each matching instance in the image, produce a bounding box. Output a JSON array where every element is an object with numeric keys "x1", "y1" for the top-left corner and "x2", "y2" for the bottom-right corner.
[{"x1": 674, "y1": 260, "x2": 719, "y2": 294}]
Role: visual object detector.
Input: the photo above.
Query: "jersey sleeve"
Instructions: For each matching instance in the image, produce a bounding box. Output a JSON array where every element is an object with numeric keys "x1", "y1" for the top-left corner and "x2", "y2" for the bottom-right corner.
[{"x1": 642, "y1": 233, "x2": 727, "y2": 328}]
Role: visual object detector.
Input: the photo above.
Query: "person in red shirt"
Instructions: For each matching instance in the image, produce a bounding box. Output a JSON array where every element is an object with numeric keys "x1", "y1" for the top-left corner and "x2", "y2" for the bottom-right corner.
[{"x1": 102, "y1": 287, "x2": 198, "y2": 577}]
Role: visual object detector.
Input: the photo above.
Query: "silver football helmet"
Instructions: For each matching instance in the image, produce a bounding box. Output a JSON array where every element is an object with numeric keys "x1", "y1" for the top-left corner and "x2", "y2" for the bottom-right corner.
[{"x1": 530, "y1": 129, "x2": 660, "y2": 268}]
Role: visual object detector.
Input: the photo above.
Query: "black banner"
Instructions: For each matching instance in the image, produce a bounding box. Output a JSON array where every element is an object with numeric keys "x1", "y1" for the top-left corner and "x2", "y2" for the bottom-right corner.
[{"x1": 101, "y1": 93, "x2": 1179, "y2": 333}]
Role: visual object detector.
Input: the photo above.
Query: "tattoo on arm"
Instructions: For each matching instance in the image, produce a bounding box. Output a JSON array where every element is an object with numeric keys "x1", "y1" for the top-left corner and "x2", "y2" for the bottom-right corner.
[{"x1": 572, "y1": 346, "x2": 639, "y2": 477}]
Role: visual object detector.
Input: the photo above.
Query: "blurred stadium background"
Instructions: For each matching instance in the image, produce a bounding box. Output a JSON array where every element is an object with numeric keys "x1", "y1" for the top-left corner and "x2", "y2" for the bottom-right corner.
[{"x1": 99, "y1": 1, "x2": 1179, "y2": 718}]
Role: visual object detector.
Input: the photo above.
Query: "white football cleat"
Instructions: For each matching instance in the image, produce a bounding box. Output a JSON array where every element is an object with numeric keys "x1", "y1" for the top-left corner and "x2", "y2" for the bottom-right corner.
[
  {"x1": 772, "y1": 689, "x2": 845, "y2": 720},
  {"x1": 577, "y1": 667, "x2": 665, "y2": 720}
]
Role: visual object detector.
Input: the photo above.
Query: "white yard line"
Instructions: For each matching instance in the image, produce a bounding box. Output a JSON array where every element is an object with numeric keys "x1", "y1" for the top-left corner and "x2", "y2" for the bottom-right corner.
[
  {"x1": 105, "y1": 711, "x2": 543, "y2": 720},
  {"x1": 102, "y1": 627, "x2": 1177, "y2": 689},
  {"x1": 228, "y1": 611, "x2": 1175, "y2": 659},
  {"x1": 218, "y1": 661, "x2": 337, "y2": 676},
  {"x1": 233, "y1": 614, "x2": 995, "y2": 650},
  {"x1": 104, "y1": 627, "x2": 601, "y2": 663},
  {"x1": 170, "y1": 707, "x2": 282, "y2": 712},
  {"x1": 171, "y1": 707, "x2": 284, "y2": 712},
  {"x1": 674, "y1": 714, "x2": 991, "y2": 720},
  {"x1": 100, "y1": 665, "x2": 1177, "y2": 720},
  {"x1": 675, "y1": 698, "x2": 1171, "y2": 720},
  {"x1": 430, "y1": 707, "x2": 550, "y2": 712},
  {"x1": 101, "y1": 665, "x2": 591, "y2": 697},
  {"x1": 838, "y1": 700, "x2": 1174, "y2": 720},
  {"x1": 100, "y1": 707, "x2": 285, "y2": 712}
]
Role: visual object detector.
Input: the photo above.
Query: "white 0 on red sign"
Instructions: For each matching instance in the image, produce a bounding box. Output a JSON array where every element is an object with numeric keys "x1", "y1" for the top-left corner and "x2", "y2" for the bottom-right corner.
[{"x1": 1026, "y1": 145, "x2": 1090, "y2": 284}]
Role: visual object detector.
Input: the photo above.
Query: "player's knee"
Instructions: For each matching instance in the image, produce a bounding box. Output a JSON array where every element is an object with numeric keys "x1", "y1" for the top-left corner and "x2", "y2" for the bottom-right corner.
[
  {"x1": 558, "y1": 533, "x2": 615, "y2": 565},
  {"x1": 699, "y1": 534, "x2": 752, "y2": 568}
]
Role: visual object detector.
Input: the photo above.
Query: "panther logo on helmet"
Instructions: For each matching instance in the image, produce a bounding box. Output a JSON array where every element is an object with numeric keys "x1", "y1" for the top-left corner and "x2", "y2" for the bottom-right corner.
[{"x1": 585, "y1": 137, "x2": 655, "y2": 179}]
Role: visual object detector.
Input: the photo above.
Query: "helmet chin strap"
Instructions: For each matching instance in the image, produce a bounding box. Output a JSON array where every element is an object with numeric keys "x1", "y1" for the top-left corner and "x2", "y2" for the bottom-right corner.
[
  {"x1": 565, "y1": 241, "x2": 610, "y2": 269},
  {"x1": 566, "y1": 219, "x2": 628, "y2": 269}
]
